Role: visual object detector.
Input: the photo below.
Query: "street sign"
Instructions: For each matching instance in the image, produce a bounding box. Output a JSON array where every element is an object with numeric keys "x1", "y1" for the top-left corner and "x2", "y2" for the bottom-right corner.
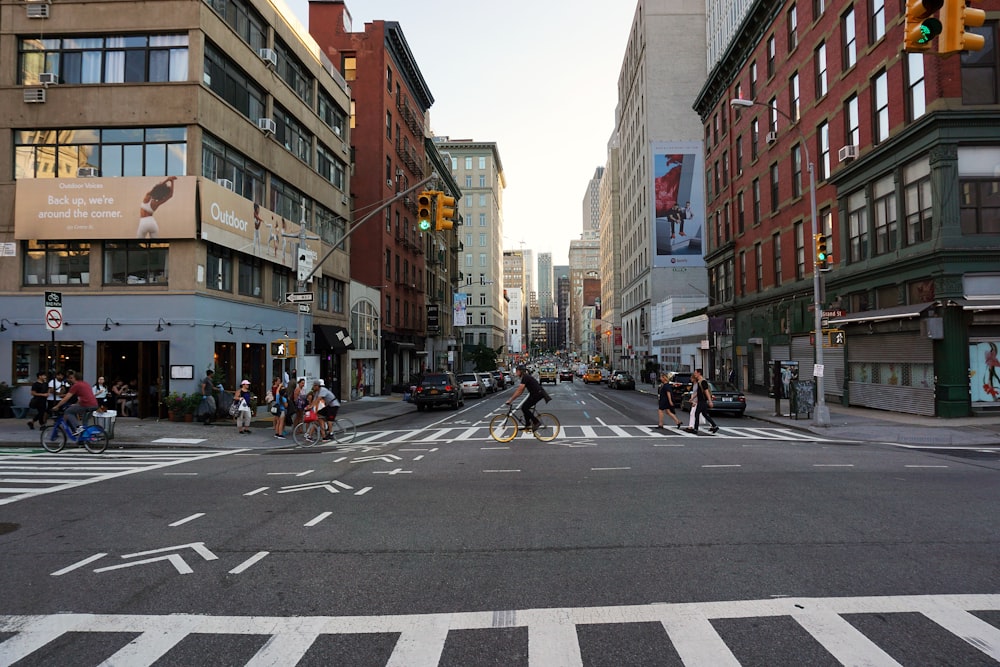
[
  {"x1": 45, "y1": 308, "x2": 63, "y2": 331},
  {"x1": 45, "y1": 291, "x2": 62, "y2": 308},
  {"x1": 285, "y1": 292, "x2": 314, "y2": 303},
  {"x1": 298, "y1": 304, "x2": 311, "y2": 314}
]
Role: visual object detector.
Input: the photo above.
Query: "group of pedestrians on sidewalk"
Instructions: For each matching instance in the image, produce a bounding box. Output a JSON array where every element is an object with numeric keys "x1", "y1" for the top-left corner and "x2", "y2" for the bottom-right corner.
[{"x1": 655, "y1": 368, "x2": 718, "y2": 434}]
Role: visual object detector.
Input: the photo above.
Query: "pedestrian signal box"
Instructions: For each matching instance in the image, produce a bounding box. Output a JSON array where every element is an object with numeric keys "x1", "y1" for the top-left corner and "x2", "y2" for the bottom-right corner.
[{"x1": 270, "y1": 339, "x2": 296, "y2": 358}]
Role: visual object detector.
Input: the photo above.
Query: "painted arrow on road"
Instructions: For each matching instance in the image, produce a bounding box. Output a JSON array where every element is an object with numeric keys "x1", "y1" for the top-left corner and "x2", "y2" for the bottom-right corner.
[
  {"x1": 350, "y1": 455, "x2": 402, "y2": 463},
  {"x1": 278, "y1": 480, "x2": 353, "y2": 494},
  {"x1": 93, "y1": 542, "x2": 218, "y2": 575}
]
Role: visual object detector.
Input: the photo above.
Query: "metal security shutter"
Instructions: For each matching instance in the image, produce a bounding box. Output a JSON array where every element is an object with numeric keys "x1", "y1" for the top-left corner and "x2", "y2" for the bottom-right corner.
[
  {"x1": 823, "y1": 345, "x2": 845, "y2": 397},
  {"x1": 846, "y1": 330, "x2": 934, "y2": 415},
  {"x1": 791, "y1": 335, "x2": 813, "y2": 366}
]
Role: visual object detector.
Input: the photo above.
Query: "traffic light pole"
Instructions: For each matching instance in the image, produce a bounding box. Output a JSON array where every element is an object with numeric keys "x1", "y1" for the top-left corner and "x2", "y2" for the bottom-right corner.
[
  {"x1": 290, "y1": 175, "x2": 436, "y2": 379},
  {"x1": 731, "y1": 98, "x2": 829, "y2": 426}
]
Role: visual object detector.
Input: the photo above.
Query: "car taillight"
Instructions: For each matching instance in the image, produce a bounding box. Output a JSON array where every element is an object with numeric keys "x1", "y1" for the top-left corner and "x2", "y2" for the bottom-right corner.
[
  {"x1": 415, "y1": 387, "x2": 424, "y2": 394},
  {"x1": 738, "y1": 396, "x2": 746, "y2": 403}
]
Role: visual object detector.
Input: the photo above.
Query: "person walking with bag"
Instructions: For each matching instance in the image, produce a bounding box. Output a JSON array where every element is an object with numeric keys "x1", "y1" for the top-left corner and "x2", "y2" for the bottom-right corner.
[
  {"x1": 197, "y1": 369, "x2": 217, "y2": 425},
  {"x1": 686, "y1": 368, "x2": 720, "y2": 434},
  {"x1": 657, "y1": 372, "x2": 683, "y2": 428},
  {"x1": 235, "y1": 380, "x2": 253, "y2": 434}
]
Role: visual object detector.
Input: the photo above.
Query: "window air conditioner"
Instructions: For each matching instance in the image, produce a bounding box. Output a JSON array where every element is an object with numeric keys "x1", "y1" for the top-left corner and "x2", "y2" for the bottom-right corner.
[
  {"x1": 838, "y1": 145, "x2": 859, "y2": 162},
  {"x1": 216, "y1": 178, "x2": 234, "y2": 191},
  {"x1": 23, "y1": 88, "x2": 46, "y2": 103},
  {"x1": 765, "y1": 131, "x2": 778, "y2": 144},
  {"x1": 26, "y1": 2, "x2": 50, "y2": 18},
  {"x1": 257, "y1": 117, "x2": 276, "y2": 134},
  {"x1": 258, "y1": 48, "x2": 278, "y2": 69},
  {"x1": 341, "y1": 195, "x2": 348, "y2": 204},
  {"x1": 77, "y1": 167, "x2": 99, "y2": 177},
  {"x1": 39, "y1": 72, "x2": 58, "y2": 86}
]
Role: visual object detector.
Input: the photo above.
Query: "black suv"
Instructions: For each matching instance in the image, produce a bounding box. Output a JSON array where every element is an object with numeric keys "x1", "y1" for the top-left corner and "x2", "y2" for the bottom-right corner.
[
  {"x1": 665, "y1": 372, "x2": 694, "y2": 406},
  {"x1": 413, "y1": 372, "x2": 465, "y2": 411}
]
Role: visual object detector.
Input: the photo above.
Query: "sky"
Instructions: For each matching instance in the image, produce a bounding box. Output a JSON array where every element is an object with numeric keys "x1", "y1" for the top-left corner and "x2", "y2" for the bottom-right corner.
[{"x1": 283, "y1": 0, "x2": 638, "y2": 265}]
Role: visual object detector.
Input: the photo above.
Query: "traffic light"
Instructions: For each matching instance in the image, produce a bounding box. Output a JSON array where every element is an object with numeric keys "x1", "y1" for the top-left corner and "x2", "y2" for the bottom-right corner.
[
  {"x1": 904, "y1": 0, "x2": 944, "y2": 52},
  {"x1": 815, "y1": 233, "x2": 829, "y2": 268},
  {"x1": 939, "y1": 0, "x2": 985, "y2": 54},
  {"x1": 435, "y1": 193, "x2": 456, "y2": 231},
  {"x1": 417, "y1": 192, "x2": 433, "y2": 231},
  {"x1": 270, "y1": 339, "x2": 296, "y2": 358}
]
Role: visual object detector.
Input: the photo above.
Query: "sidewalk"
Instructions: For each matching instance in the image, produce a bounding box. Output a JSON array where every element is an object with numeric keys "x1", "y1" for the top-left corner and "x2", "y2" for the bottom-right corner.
[{"x1": 1, "y1": 390, "x2": 998, "y2": 449}]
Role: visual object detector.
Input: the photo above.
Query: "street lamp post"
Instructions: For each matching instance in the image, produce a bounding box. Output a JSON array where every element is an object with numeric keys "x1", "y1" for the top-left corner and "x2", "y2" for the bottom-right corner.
[{"x1": 730, "y1": 98, "x2": 830, "y2": 427}]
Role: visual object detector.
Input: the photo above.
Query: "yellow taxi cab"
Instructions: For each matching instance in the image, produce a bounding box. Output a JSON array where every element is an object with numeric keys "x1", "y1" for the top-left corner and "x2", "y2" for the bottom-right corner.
[{"x1": 583, "y1": 367, "x2": 604, "y2": 384}]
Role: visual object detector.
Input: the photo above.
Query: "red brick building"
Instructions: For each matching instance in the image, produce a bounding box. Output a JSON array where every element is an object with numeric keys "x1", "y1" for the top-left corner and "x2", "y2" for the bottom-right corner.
[
  {"x1": 309, "y1": 0, "x2": 435, "y2": 386},
  {"x1": 696, "y1": 0, "x2": 1000, "y2": 417}
]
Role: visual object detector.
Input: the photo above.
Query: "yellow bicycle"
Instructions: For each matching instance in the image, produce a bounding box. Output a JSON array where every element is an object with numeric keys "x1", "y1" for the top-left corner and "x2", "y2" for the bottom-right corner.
[{"x1": 489, "y1": 403, "x2": 560, "y2": 443}]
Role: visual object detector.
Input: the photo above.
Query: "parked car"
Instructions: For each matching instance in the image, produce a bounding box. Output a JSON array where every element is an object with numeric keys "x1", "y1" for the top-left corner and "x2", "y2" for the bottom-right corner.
[
  {"x1": 583, "y1": 368, "x2": 603, "y2": 384},
  {"x1": 609, "y1": 371, "x2": 636, "y2": 390},
  {"x1": 681, "y1": 380, "x2": 746, "y2": 416},
  {"x1": 476, "y1": 372, "x2": 496, "y2": 393},
  {"x1": 558, "y1": 367, "x2": 574, "y2": 382},
  {"x1": 457, "y1": 373, "x2": 486, "y2": 398},
  {"x1": 538, "y1": 365, "x2": 558, "y2": 384},
  {"x1": 665, "y1": 371, "x2": 695, "y2": 406},
  {"x1": 413, "y1": 372, "x2": 465, "y2": 411},
  {"x1": 490, "y1": 370, "x2": 506, "y2": 390}
]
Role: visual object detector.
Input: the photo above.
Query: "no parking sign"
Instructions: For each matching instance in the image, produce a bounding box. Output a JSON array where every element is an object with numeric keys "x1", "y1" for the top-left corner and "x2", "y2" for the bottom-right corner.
[{"x1": 45, "y1": 291, "x2": 63, "y2": 331}]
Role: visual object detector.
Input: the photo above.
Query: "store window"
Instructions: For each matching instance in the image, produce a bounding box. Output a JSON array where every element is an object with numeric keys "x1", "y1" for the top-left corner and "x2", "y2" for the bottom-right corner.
[
  {"x1": 103, "y1": 241, "x2": 168, "y2": 284},
  {"x1": 24, "y1": 241, "x2": 90, "y2": 286},
  {"x1": 207, "y1": 243, "x2": 232, "y2": 292},
  {"x1": 12, "y1": 342, "x2": 83, "y2": 385}
]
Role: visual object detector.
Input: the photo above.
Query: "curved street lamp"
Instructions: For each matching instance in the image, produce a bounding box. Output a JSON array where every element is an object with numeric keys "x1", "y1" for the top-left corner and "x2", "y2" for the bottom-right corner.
[{"x1": 730, "y1": 98, "x2": 830, "y2": 427}]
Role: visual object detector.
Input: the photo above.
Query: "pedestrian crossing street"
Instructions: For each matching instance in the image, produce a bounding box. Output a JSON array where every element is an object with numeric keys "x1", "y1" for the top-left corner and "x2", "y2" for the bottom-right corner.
[
  {"x1": 350, "y1": 424, "x2": 832, "y2": 445},
  {"x1": 1, "y1": 594, "x2": 997, "y2": 666},
  {"x1": 0, "y1": 449, "x2": 236, "y2": 506}
]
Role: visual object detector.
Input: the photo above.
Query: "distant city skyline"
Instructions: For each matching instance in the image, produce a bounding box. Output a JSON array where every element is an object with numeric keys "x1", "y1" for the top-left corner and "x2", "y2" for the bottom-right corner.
[{"x1": 284, "y1": 0, "x2": 637, "y2": 265}]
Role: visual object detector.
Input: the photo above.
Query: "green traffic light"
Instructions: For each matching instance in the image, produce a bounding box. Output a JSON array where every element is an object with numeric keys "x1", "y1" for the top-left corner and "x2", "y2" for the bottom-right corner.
[
  {"x1": 418, "y1": 219, "x2": 431, "y2": 231},
  {"x1": 918, "y1": 18, "x2": 942, "y2": 43}
]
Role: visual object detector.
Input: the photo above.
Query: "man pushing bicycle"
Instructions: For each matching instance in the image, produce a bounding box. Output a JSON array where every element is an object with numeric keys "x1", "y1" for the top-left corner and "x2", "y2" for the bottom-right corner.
[{"x1": 505, "y1": 364, "x2": 546, "y2": 431}]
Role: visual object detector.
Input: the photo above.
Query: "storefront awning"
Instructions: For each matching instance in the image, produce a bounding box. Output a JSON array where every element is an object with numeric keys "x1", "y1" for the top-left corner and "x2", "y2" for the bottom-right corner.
[
  {"x1": 828, "y1": 302, "x2": 934, "y2": 325},
  {"x1": 955, "y1": 298, "x2": 1000, "y2": 312},
  {"x1": 313, "y1": 325, "x2": 355, "y2": 352}
]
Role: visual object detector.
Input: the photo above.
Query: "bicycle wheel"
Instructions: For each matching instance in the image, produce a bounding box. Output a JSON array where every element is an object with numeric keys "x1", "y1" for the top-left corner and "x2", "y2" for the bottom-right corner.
[
  {"x1": 41, "y1": 425, "x2": 66, "y2": 453},
  {"x1": 331, "y1": 418, "x2": 356, "y2": 444},
  {"x1": 293, "y1": 421, "x2": 317, "y2": 447},
  {"x1": 532, "y1": 413, "x2": 560, "y2": 442},
  {"x1": 488, "y1": 414, "x2": 519, "y2": 443},
  {"x1": 82, "y1": 426, "x2": 108, "y2": 454}
]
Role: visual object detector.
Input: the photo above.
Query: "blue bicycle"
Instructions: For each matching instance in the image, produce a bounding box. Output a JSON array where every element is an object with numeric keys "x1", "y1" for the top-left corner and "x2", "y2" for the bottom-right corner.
[{"x1": 41, "y1": 409, "x2": 108, "y2": 454}]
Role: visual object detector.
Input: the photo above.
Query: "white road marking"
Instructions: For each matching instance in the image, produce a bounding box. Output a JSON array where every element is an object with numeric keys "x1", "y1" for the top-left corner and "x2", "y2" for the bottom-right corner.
[
  {"x1": 151, "y1": 438, "x2": 207, "y2": 444},
  {"x1": 304, "y1": 512, "x2": 332, "y2": 527},
  {"x1": 228, "y1": 551, "x2": 269, "y2": 574},
  {"x1": 244, "y1": 487, "x2": 268, "y2": 496},
  {"x1": 483, "y1": 469, "x2": 521, "y2": 473},
  {"x1": 591, "y1": 467, "x2": 631, "y2": 471},
  {"x1": 50, "y1": 553, "x2": 107, "y2": 576},
  {"x1": 3, "y1": 595, "x2": 998, "y2": 666},
  {"x1": 168, "y1": 513, "x2": 204, "y2": 527}
]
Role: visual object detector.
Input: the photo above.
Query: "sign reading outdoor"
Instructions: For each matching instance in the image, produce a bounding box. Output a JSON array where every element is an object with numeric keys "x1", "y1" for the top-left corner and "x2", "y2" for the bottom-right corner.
[{"x1": 285, "y1": 292, "x2": 314, "y2": 303}]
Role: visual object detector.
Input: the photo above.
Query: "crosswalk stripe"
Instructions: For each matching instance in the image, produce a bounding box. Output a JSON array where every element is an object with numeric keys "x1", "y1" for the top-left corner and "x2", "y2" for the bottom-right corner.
[{"x1": 792, "y1": 609, "x2": 902, "y2": 666}]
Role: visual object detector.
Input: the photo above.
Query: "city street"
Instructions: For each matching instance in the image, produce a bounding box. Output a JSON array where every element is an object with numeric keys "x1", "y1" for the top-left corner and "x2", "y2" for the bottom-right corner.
[{"x1": 1, "y1": 381, "x2": 999, "y2": 665}]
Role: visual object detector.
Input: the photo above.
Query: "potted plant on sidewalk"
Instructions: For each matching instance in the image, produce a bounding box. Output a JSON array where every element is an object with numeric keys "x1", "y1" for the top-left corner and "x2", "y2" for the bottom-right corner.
[
  {"x1": 184, "y1": 393, "x2": 202, "y2": 422},
  {"x1": 164, "y1": 392, "x2": 185, "y2": 421}
]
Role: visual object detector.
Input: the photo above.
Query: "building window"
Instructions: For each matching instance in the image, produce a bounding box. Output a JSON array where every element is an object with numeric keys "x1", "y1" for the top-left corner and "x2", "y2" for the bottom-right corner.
[
  {"x1": 18, "y1": 34, "x2": 189, "y2": 86},
  {"x1": 870, "y1": 0, "x2": 886, "y2": 42},
  {"x1": 465, "y1": 157, "x2": 473, "y2": 170},
  {"x1": 767, "y1": 35, "x2": 776, "y2": 78},
  {"x1": 351, "y1": 299, "x2": 380, "y2": 352},
  {"x1": 818, "y1": 122, "x2": 830, "y2": 181},
  {"x1": 961, "y1": 23, "x2": 997, "y2": 104},
  {"x1": 815, "y1": 43, "x2": 828, "y2": 98},
  {"x1": 847, "y1": 190, "x2": 868, "y2": 262},
  {"x1": 103, "y1": 242, "x2": 168, "y2": 285},
  {"x1": 772, "y1": 233, "x2": 782, "y2": 286},
  {"x1": 738, "y1": 191, "x2": 746, "y2": 234},
  {"x1": 872, "y1": 175, "x2": 898, "y2": 255},
  {"x1": 960, "y1": 179, "x2": 1000, "y2": 234},
  {"x1": 207, "y1": 243, "x2": 232, "y2": 292},
  {"x1": 204, "y1": 0, "x2": 266, "y2": 49},
  {"x1": 479, "y1": 294, "x2": 487, "y2": 306},
  {"x1": 754, "y1": 243, "x2": 763, "y2": 291},
  {"x1": 23, "y1": 241, "x2": 90, "y2": 286},
  {"x1": 274, "y1": 37, "x2": 313, "y2": 106},
  {"x1": 842, "y1": 9, "x2": 857, "y2": 70},
  {"x1": 770, "y1": 163, "x2": 780, "y2": 213},
  {"x1": 385, "y1": 250, "x2": 391, "y2": 280},
  {"x1": 845, "y1": 94, "x2": 860, "y2": 146},
  {"x1": 12, "y1": 341, "x2": 83, "y2": 385},
  {"x1": 792, "y1": 144, "x2": 803, "y2": 198},
  {"x1": 342, "y1": 55, "x2": 356, "y2": 81},
  {"x1": 332, "y1": 279, "x2": 345, "y2": 313},
  {"x1": 319, "y1": 278, "x2": 330, "y2": 311},
  {"x1": 204, "y1": 42, "x2": 266, "y2": 122},
  {"x1": 272, "y1": 267, "x2": 291, "y2": 303},
  {"x1": 906, "y1": 54, "x2": 926, "y2": 120},
  {"x1": 479, "y1": 213, "x2": 487, "y2": 227},
  {"x1": 751, "y1": 118, "x2": 759, "y2": 159},
  {"x1": 872, "y1": 70, "x2": 889, "y2": 144},
  {"x1": 795, "y1": 222, "x2": 805, "y2": 280},
  {"x1": 15, "y1": 126, "x2": 186, "y2": 180},
  {"x1": 479, "y1": 156, "x2": 486, "y2": 169},
  {"x1": 752, "y1": 178, "x2": 761, "y2": 225},
  {"x1": 202, "y1": 133, "x2": 264, "y2": 203},
  {"x1": 736, "y1": 136, "x2": 744, "y2": 174},
  {"x1": 750, "y1": 61, "x2": 758, "y2": 98},
  {"x1": 238, "y1": 255, "x2": 262, "y2": 298},
  {"x1": 318, "y1": 91, "x2": 346, "y2": 138},
  {"x1": 274, "y1": 105, "x2": 312, "y2": 166},
  {"x1": 787, "y1": 4, "x2": 798, "y2": 51},
  {"x1": 739, "y1": 251, "x2": 747, "y2": 296}
]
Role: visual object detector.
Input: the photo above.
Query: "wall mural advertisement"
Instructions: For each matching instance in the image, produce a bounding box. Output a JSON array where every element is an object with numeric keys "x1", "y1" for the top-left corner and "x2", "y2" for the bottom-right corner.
[
  {"x1": 970, "y1": 341, "x2": 1000, "y2": 402},
  {"x1": 651, "y1": 141, "x2": 706, "y2": 268},
  {"x1": 14, "y1": 176, "x2": 197, "y2": 240},
  {"x1": 453, "y1": 293, "x2": 468, "y2": 327}
]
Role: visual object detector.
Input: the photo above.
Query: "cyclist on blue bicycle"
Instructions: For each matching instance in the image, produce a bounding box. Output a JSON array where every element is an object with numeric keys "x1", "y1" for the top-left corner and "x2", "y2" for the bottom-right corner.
[
  {"x1": 505, "y1": 364, "x2": 546, "y2": 431},
  {"x1": 52, "y1": 370, "x2": 99, "y2": 435}
]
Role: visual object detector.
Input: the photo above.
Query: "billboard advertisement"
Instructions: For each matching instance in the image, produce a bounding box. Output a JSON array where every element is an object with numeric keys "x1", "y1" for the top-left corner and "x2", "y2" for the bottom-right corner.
[
  {"x1": 651, "y1": 141, "x2": 706, "y2": 268},
  {"x1": 453, "y1": 293, "x2": 468, "y2": 327},
  {"x1": 15, "y1": 176, "x2": 197, "y2": 240}
]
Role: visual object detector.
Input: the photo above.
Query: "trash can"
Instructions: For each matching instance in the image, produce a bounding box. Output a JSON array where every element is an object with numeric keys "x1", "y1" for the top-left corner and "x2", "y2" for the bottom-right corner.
[{"x1": 92, "y1": 409, "x2": 117, "y2": 439}]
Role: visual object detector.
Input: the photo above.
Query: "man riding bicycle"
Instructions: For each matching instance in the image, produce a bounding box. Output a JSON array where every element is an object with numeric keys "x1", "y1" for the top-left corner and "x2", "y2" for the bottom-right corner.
[
  {"x1": 52, "y1": 370, "x2": 100, "y2": 435},
  {"x1": 505, "y1": 364, "x2": 546, "y2": 431},
  {"x1": 309, "y1": 381, "x2": 341, "y2": 440}
]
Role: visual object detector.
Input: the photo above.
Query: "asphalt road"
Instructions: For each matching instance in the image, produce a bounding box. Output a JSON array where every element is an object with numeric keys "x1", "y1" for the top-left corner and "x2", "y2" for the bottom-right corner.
[{"x1": 2, "y1": 380, "x2": 999, "y2": 666}]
